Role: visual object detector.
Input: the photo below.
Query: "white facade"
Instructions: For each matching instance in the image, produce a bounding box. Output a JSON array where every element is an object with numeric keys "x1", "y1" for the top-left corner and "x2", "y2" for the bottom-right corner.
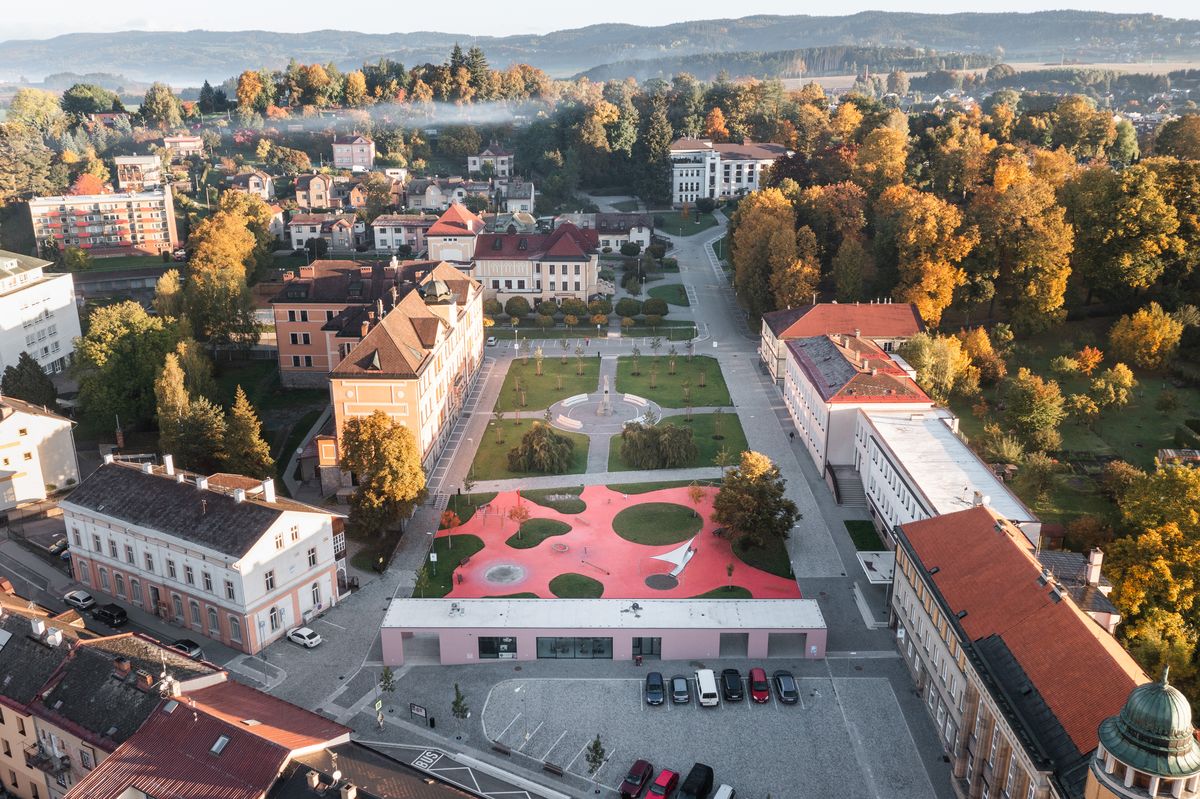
[
  {"x1": 854, "y1": 409, "x2": 1041, "y2": 546},
  {"x1": 0, "y1": 400, "x2": 78, "y2": 511},
  {"x1": 113, "y1": 155, "x2": 162, "y2": 191},
  {"x1": 671, "y1": 146, "x2": 721, "y2": 206},
  {"x1": 0, "y1": 253, "x2": 81, "y2": 375},
  {"x1": 428, "y1": 235, "x2": 476, "y2": 264},
  {"x1": 669, "y1": 139, "x2": 787, "y2": 205},
  {"x1": 332, "y1": 137, "x2": 375, "y2": 170},
  {"x1": 468, "y1": 150, "x2": 513, "y2": 177}
]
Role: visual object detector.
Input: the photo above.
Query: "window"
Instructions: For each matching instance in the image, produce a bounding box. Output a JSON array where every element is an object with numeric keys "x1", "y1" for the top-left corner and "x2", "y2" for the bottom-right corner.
[
  {"x1": 208, "y1": 607, "x2": 219, "y2": 635},
  {"x1": 989, "y1": 728, "x2": 999, "y2": 766},
  {"x1": 311, "y1": 582, "x2": 321, "y2": 607},
  {"x1": 303, "y1": 356, "x2": 312, "y2": 367},
  {"x1": 291, "y1": 356, "x2": 301, "y2": 367},
  {"x1": 167, "y1": 559, "x2": 177, "y2": 579},
  {"x1": 172, "y1": 594, "x2": 184, "y2": 619},
  {"x1": 265, "y1": 570, "x2": 275, "y2": 591},
  {"x1": 308, "y1": 547, "x2": 318, "y2": 567},
  {"x1": 92, "y1": 533, "x2": 101, "y2": 551},
  {"x1": 189, "y1": 600, "x2": 201, "y2": 625},
  {"x1": 144, "y1": 553, "x2": 154, "y2": 572},
  {"x1": 275, "y1": 532, "x2": 284, "y2": 549},
  {"x1": 288, "y1": 310, "x2": 297, "y2": 322},
  {"x1": 184, "y1": 565, "x2": 194, "y2": 585},
  {"x1": 290, "y1": 526, "x2": 299, "y2": 542},
  {"x1": 289, "y1": 333, "x2": 298, "y2": 345},
  {"x1": 301, "y1": 333, "x2": 310, "y2": 345},
  {"x1": 225, "y1": 580, "x2": 235, "y2": 600},
  {"x1": 72, "y1": 529, "x2": 81, "y2": 546},
  {"x1": 2, "y1": 740, "x2": 8, "y2": 757},
  {"x1": 203, "y1": 572, "x2": 213, "y2": 592},
  {"x1": 129, "y1": 578, "x2": 141, "y2": 604},
  {"x1": 125, "y1": 544, "x2": 134, "y2": 564},
  {"x1": 229, "y1": 616, "x2": 242, "y2": 643},
  {"x1": 99, "y1": 568, "x2": 109, "y2": 590},
  {"x1": 269, "y1": 606, "x2": 281, "y2": 631},
  {"x1": 108, "y1": 539, "x2": 117, "y2": 558}
]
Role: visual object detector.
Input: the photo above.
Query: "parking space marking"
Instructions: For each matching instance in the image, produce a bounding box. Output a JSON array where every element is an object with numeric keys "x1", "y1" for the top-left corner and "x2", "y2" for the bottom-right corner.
[
  {"x1": 518, "y1": 721, "x2": 543, "y2": 752},
  {"x1": 565, "y1": 740, "x2": 590, "y2": 773},
  {"x1": 540, "y1": 729, "x2": 568, "y2": 761},
  {"x1": 496, "y1": 713, "x2": 522, "y2": 742},
  {"x1": 316, "y1": 618, "x2": 345, "y2": 630}
]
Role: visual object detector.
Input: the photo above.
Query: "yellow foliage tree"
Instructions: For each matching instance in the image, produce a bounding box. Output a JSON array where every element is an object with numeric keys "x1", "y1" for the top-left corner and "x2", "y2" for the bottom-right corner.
[
  {"x1": 730, "y1": 188, "x2": 796, "y2": 318},
  {"x1": 1109, "y1": 302, "x2": 1185, "y2": 370},
  {"x1": 769, "y1": 226, "x2": 821, "y2": 310},
  {"x1": 852, "y1": 127, "x2": 908, "y2": 196},
  {"x1": 704, "y1": 107, "x2": 729, "y2": 141}
]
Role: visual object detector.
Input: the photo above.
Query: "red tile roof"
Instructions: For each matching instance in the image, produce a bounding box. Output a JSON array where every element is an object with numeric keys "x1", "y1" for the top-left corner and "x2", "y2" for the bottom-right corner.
[
  {"x1": 427, "y1": 203, "x2": 485, "y2": 237},
  {"x1": 899, "y1": 506, "x2": 1146, "y2": 755},
  {"x1": 475, "y1": 223, "x2": 598, "y2": 261},
  {"x1": 786, "y1": 335, "x2": 930, "y2": 403},
  {"x1": 763, "y1": 303, "x2": 925, "y2": 339},
  {"x1": 185, "y1": 681, "x2": 350, "y2": 753}
]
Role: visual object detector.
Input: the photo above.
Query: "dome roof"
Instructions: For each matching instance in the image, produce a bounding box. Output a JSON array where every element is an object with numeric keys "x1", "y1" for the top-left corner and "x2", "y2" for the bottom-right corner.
[
  {"x1": 1099, "y1": 670, "x2": 1200, "y2": 778},
  {"x1": 419, "y1": 279, "x2": 453, "y2": 304}
]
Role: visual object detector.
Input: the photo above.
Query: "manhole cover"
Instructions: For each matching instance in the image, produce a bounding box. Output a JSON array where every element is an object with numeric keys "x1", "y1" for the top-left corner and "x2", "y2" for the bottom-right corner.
[
  {"x1": 484, "y1": 564, "x2": 527, "y2": 584},
  {"x1": 645, "y1": 574, "x2": 679, "y2": 590}
]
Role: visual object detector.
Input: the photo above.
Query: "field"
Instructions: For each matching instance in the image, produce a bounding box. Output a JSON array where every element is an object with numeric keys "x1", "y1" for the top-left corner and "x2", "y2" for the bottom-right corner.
[
  {"x1": 494, "y1": 356, "x2": 601, "y2": 412},
  {"x1": 615, "y1": 354, "x2": 731, "y2": 407},
  {"x1": 608, "y1": 412, "x2": 749, "y2": 471},
  {"x1": 469, "y1": 424, "x2": 590, "y2": 480}
]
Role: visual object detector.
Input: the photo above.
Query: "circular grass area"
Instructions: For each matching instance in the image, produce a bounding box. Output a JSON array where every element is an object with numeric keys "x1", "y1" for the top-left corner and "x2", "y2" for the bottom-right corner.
[
  {"x1": 691, "y1": 585, "x2": 753, "y2": 599},
  {"x1": 506, "y1": 518, "x2": 572, "y2": 550},
  {"x1": 612, "y1": 502, "x2": 703, "y2": 545},
  {"x1": 549, "y1": 573, "x2": 605, "y2": 598},
  {"x1": 733, "y1": 535, "x2": 793, "y2": 579}
]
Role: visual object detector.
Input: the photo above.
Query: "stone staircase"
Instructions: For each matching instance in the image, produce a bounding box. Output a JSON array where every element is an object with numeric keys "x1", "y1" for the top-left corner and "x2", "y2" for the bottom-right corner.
[{"x1": 831, "y1": 466, "x2": 867, "y2": 507}]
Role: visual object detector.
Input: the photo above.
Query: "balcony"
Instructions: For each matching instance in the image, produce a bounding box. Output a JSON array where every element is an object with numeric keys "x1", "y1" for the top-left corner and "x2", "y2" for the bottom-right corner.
[{"x1": 24, "y1": 743, "x2": 70, "y2": 775}]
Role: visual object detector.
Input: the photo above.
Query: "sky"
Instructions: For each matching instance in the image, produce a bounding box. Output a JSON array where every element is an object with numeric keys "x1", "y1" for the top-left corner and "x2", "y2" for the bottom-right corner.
[{"x1": 2, "y1": 0, "x2": 1198, "y2": 40}]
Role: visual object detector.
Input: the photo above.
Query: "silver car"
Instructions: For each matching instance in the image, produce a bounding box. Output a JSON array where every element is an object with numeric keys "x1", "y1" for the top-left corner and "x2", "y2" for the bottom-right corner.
[{"x1": 286, "y1": 626, "x2": 323, "y2": 648}]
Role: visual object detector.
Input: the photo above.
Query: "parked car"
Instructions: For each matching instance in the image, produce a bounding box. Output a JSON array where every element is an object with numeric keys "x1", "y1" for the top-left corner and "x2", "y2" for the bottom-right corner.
[
  {"x1": 287, "y1": 626, "x2": 323, "y2": 648},
  {"x1": 91, "y1": 603, "x2": 128, "y2": 627},
  {"x1": 63, "y1": 590, "x2": 95, "y2": 611},
  {"x1": 48, "y1": 538, "x2": 68, "y2": 556},
  {"x1": 773, "y1": 670, "x2": 799, "y2": 704},
  {"x1": 712, "y1": 786, "x2": 736, "y2": 799},
  {"x1": 620, "y1": 759, "x2": 654, "y2": 798},
  {"x1": 170, "y1": 639, "x2": 205, "y2": 660},
  {"x1": 486, "y1": 336, "x2": 497, "y2": 347},
  {"x1": 670, "y1": 675, "x2": 690, "y2": 704},
  {"x1": 749, "y1": 667, "x2": 770, "y2": 704},
  {"x1": 645, "y1": 671, "x2": 665, "y2": 705},
  {"x1": 694, "y1": 668, "x2": 720, "y2": 707},
  {"x1": 648, "y1": 769, "x2": 680, "y2": 798},
  {"x1": 720, "y1": 668, "x2": 743, "y2": 702},
  {"x1": 678, "y1": 763, "x2": 714, "y2": 799}
]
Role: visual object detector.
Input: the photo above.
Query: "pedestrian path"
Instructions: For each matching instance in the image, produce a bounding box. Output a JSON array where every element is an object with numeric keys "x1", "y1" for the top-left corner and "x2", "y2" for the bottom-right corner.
[{"x1": 470, "y1": 465, "x2": 722, "y2": 494}]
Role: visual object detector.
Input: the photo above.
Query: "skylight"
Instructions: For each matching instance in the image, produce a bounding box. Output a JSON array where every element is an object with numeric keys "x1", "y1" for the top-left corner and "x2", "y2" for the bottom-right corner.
[{"x1": 210, "y1": 735, "x2": 230, "y2": 755}]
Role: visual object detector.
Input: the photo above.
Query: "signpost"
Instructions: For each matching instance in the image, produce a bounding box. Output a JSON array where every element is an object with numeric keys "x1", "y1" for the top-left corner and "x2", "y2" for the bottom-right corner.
[{"x1": 430, "y1": 552, "x2": 438, "y2": 576}]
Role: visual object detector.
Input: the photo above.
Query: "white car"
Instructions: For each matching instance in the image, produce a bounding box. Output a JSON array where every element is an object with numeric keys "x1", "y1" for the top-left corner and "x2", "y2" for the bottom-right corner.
[
  {"x1": 63, "y1": 590, "x2": 95, "y2": 611},
  {"x1": 486, "y1": 336, "x2": 497, "y2": 347},
  {"x1": 287, "y1": 627, "x2": 323, "y2": 648}
]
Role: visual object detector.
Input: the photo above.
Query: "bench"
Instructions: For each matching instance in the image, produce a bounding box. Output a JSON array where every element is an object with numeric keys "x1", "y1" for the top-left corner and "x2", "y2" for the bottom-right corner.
[
  {"x1": 460, "y1": 556, "x2": 471, "y2": 567},
  {"x1": 624, "y1": 393, "x2": 648, "y2": 407},
  {"x1": 555, "y1": 415, "x2": 583, "y2": 430},
  {"x1": 562, "y1": 394, "x2": 589, "y2": 407},
  {"x1": 542, "y1": 761, "x2": 565, "y2": 776},
  {"x1": 492, "y1": 742, "x2": 511, "y2": 756}
]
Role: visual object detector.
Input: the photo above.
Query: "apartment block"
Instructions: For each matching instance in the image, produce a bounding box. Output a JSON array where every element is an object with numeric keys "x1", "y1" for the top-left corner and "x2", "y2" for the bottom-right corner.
[
  {"x1": 112, "y1": 155, "x2": 161, "y2": 192},
  {"x1": 28, "y1": 187, "x2": 178, "y2": 258},
  {"x1": 669, "y1": 137, "x2": 790, "y2": 205},
  {"x1": 0, "y1": 398, "x2": 79, "y2": 512},
  {"x1": 0, "y1": 251, "x2": 82, "y2": 375},
  {"x1": 331, "y1": 135, "x2": 375, "y2": 170}
]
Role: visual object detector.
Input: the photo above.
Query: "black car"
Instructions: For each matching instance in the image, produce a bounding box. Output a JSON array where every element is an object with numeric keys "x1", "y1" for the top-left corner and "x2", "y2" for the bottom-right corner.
[
  {"x1": 773, "y1": 670, "x2": 799, "y2": 705},
  {"x1": 170, "y1": 639, "x2": 205, "y2": 660},
  {"x1": 670, "y1": 674, "x2": 691, "y2": 704},
  {"x1": 679, "y1": 762, "x2": 714, "y2": 799},
  {"x1": 92, "y1": 603, "x2": 128, "y2": 627},
  {"x1": 645, "y1": 671, "x2": 665, "y2": 705},
  {"x1": 720, "y1": 668, "x2": 743, "y2": 701}
]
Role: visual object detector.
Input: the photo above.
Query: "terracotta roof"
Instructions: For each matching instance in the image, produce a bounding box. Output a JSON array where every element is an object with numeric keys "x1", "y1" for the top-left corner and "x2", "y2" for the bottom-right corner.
[
  {"x1": 427, "y1": 203, "x2": 485, "y2": 237},
  {"x1": 669, "y1": 137, "x2": 715, "y2": 152},
  {"x1": 713, "y1": 141, "x2": 790, "y2": 160},
  {"x1": 762, "y1": 302, "x2": 925, "y2": 339},
  {"x1": 271, "y1": 260, "x2": 434, "y2": 305},
  {"x1": 899, "y1": 506, "x2": 1146, "y2": 757},
  {"x1": 185, "y1": 681, "x2": 350, "y2": 753},
  {"x1": 64, "y1": 699, "x2": 291, "y2": 799},
  {"x1": 475, "y1": 223, "x2": 598, "y2": 261},
  {"x1": 786, "y1": 335, "x2": 929, "y2": 403}
]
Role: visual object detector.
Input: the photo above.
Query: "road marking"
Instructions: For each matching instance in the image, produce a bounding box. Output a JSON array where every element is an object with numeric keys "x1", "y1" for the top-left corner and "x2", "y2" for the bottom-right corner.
[
  {"x1": 316, "y1": 618, "x2": 345, "y2": 630},
  {"x1": 565, "y1": 740, "x2": 589, "y2": 773},
  {"x1": 541, "y1": 729, "x2": 568, "y2": 761},
  {"x1": 496, "y1": 712, "x2": 522, "y2": 742},
  {"x1": 518, "y1": 721, "x2": 543, "y2": 751}
]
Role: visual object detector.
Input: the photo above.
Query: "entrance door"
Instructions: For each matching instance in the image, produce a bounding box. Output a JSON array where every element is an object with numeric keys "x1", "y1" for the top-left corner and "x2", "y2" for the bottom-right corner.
[{"x1": 632, "y1": 637, "x2": 662, "y2": 658}]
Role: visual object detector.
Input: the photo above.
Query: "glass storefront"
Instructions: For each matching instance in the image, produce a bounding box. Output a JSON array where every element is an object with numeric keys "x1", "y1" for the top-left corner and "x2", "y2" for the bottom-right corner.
[
  {"x1": 536, "y1": 637, "x2": 613, "y2": 659},
  {"x1": 478, "y1": 636, "x2": 517, "y2": 659},
  {"x1": 632, "y1": 637, "x2": 662, "y2": 658}
]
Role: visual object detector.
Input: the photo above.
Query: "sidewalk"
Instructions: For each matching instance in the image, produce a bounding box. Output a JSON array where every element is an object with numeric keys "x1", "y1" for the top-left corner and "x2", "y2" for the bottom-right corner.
[{"x1": 469, "y1": 465, "x2": 722, "y2": 494}]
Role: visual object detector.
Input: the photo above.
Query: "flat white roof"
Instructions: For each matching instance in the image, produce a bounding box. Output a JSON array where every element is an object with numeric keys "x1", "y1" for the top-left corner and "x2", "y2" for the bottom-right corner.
[
  {"x1": 382, "y1": 598, "x2": 825, "y2": 632},
  {"x1": 864, "y1": 409, "x2": 1036, "y2": 524}
]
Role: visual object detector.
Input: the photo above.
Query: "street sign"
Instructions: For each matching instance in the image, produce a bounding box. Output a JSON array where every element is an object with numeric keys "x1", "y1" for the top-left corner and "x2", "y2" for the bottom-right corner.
[
  {"x1": 410, "y1": 702, "x2": 427, "y2": 719},
  {"x1": 374, "y1": 699, "x2": 383, "y2": 712},
  {"x1": 429, "y1": 553, "x2": 438, "y2": 562}
]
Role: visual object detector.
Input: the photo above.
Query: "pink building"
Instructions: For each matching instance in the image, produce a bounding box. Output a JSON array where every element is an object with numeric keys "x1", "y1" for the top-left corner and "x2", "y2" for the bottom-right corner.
[
  {"x1": 381, "y1": 598, "x2": 827, "y2": 665},
  {"x1": 332, "y1": 135, "x2": 375, "y2": 170}
]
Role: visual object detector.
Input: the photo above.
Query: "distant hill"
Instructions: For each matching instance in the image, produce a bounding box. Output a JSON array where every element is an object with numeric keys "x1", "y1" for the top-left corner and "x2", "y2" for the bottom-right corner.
[
  {"x1": 0, "y1": 11, "x2": 1197, "y2": 86},
  {"x1": 576, "y1": 46, "x2": 998, "y2": 83}
]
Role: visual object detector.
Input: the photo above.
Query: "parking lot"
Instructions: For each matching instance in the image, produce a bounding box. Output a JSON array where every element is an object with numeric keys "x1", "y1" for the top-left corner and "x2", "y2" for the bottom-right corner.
[{"x1": 480, "y1": 670, "x2": 938, "y2": 798}]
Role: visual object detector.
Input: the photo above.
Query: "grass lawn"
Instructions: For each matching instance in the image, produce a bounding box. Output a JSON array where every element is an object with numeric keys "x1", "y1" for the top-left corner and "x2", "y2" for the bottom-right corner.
[
  {"x1": 608, "y1": 412, "x2": 748, "y2": 471},
  {"x1": 606, "y1": 479, "x2": 720, "y2": 494},
  {"x1": 844, "y1": 520, "x2": 885, "y2": 551},
  {"x1": 733, "y1": 536, "x2": 793, "y2": 579},
  {"x1": 612, "y1": 502, "x2": 703, "y2": 544},
  {"x1": 79, "y1": 255, "x2": 171, "y2": 271},
  {"x1": 616, "y1": 354, "x2": 730, "y2": 407},
  {"x1": 621, "y1": 325, "x2": 697, "y2": 341},
  {"x1": 495, "y1": 356, "x2": 601, "y2": 412},
  {"x1": 520, "y1": 486, "x2": 585, "y2": 513},
  {"x1": 691, "y1": 585, "x2": 753, "y2": 599},
  {"x1": 484, "y1": 592, "x2": 539, "y2": 598},
  {"x1": 469, "y1": 424, "x2": 589, "y2": 480},
  {"x1": 610, "y1": 199, "x2": 640, "y2": 212},
  {"x1": 549, "y1": 573, "x2": 605, "y2": 598},
  {"x1": 215, "y1": 360, "x2": 328, "y2": 413},
  {"x1": 653, "y1": 210, "x2": 718, "y2": 237},
  {"x1": 647, "y1": 283, "x2": 690, "y2": 307},
  {"x1": 507, "y1": 518, "x2": 572, "y2": 549},
  {"x1": 445, "y1": 492, "x2": 497, "y2": 526},
  {"x1": 274, "y1": 409, "x2": 321, "y2": 482},
  {"x1": 417, "y1": 534, "x2": 485, "y2": 597}
]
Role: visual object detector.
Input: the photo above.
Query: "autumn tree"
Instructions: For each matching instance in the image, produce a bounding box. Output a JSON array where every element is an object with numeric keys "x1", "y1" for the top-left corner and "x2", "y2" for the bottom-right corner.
[
  {"x1": 704, "y1": 107, "x2": 729, "y2": 141},
  {"x1": 898, "y1": 332, "x2": 978, "y2": 402},
  {"x1": 1090, "y1": 363, "x2": 1137, "y2": 410},
  {"x1": 182, "y1": 207, "x2": 260, "y2": 346},
  {"x1": 1, "y1": 352, "x2": 57, "y2": 408},
  {"x1": 851, "y1": 126, "x2": 908, "y2": 196},
  {"x1": 507, "y1": 421, "x2": 574, "y2": 474},
  {"x1": 8, "y1": 88, "x2": 65, "y2": 136},
  {"x1": 769, "y1": 226, "x2": 820, "y2": 310},
  {"x1": 1075, "y1": 345, "x2": 1104, "y2": 375},
  {"x1": 1155, "y1": 115, "x2": 1200, "y2": 161},
  {"x1": 712, "y1": 451, "x2": 799, "y2": 550},
  {"x1": 875, "y1": 184, "x2": 977, "y2": 327},
  {"x1": 957, "y1": 326, "x2": 1006, "y2": 385},
  {"x1": 153, "y1": 269, "x2": 184, "y2": 318},
  {"x1": 154, "y1": 352, "x2": 189, "y2": 454},
  {"x1": 140, "y1": 83, "x2": 182, "y2": 130},
  {"x1": 343, "y1": 70, "x2": 369, "y2": 107},
  {"x1": 69, "y1": 173, "x2": 106, "y2": 196},
  {"x1": 1108, "y1": 302, "x2": 1184, "y2": 370},
  {"x1": 223, "y1": 386, "x2": 275, "y2": 479},
  {"x1": 1051, "y1": 95, "x2": 1116, "y2": 160},
  {"x1": 340, "y1": 410, "x2": 427, "y2": 535},
  {"x1": 1004, "y1": 367, "x2": 1066, "y2": 452},
  {"x1": 730, "y1": 188, "x2": 795, "y2": 318},
  {"x1": 236, "y1": 70, "x2": 265, "y2": 111}
]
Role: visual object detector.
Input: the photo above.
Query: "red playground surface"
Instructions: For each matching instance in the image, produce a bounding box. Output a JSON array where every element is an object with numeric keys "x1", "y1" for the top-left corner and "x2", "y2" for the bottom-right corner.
[{"x1": 437, "y1": 485, "x2": 801, "y2": 599}]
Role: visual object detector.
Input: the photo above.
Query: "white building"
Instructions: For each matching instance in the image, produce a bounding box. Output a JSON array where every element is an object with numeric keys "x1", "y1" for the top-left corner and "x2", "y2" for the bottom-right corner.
[
  {"x1": 468, "y1": 144, "x2": 513, "y2": 177},
  {"x1": 112, "y1": 155, "x2": 162, "y2": 192},
  {"x1": 0, "y1": 251, "x2": 81, "y2": 375},
  {"x1": 498, "y1": 178, "x2": 535, "y2": 213},
  {"x1": 782, "y1": 334, "x2": 933, "y2": 473},
  {"x1": 854, "y1": 408, "x2": 1041, "y2": 546},
  {"x1": 332, "y1": 135, "x2": 375, "y2": 170},
  {"x1": 473, "y1": 223, "x2": 601, "y2": 303},
  {"x1": 371, "y1": 214, "x2": 437, "y2": 253},
  {"x1": 60, "y1": 458, "x2": 346, "y2": 654},
  {"x1": 287, "y1": 213, "x2": 366, "y2": 252},
  {"x1": 0, "y1": 397, "x2": 78, "y2": 511},
  {"x1": 426, "y1": 203, "x2": 486, "y2": 264},
  {"x1": 558, "y1": 213, "x2": 653, "y2": 251},
  {"x1": 162, "y1": 135, "x2": 203, "y2": 160},
  {"x1": 669, "y1": 137, "x2": 790, "y2": 206}
]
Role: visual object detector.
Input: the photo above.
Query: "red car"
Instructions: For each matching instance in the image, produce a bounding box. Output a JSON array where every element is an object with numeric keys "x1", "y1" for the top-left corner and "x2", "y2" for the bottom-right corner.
[
  {"x1": 749, "y1": 667, "x2": 770, "y2": 703},
  {"x1": 648, "y1": 768, "x2": 679, "y2": 797},
  {"x1": 620, "y1": 759, "x2": 654, "y2": 798}
]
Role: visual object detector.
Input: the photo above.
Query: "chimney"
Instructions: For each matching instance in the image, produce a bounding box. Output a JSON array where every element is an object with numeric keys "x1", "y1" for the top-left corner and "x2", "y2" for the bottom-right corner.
[
  {"x1": 140, "y1": 461, "x2": 153, "y2": 474},
  {"x1": 45, "y1": 629, "x2": 63, "y2": 647},
  {"x1": 261, "y1": 478, "x2": 276, "y2": 504},
  {"x1": 175, "y1": 473, "x2": 185, "y2": 483},
  {"x1": 283, "y1": 271, "x2": 295, "y2": 282},
  {"x1": 299, "y1": 265, "x2": 315, "y2": 278},
  {"x1": 114, "y1": 656, "x2": 131, "y2": 677},
  {"x1": 103, "y1": 453, "x2": 114, "y2": 465},
  {"x1": 31, "y1": 618, "x2": 46, "y2": 637},
  {"x1": 306, "y1": 771, "x2": 322, "y2": 790},
  {"x1": 1086, "y1": 548, "x2": 1104, "y2": 586},
  {"x1": 360, "y1": 320, "x2": 370, "y2": 338},
  {"x1": 163, "y1": 454, "x2": 174, "y2": 475},
  {"x1": 233, "y1": 488, "x2": 246, "y2": 503},
  {"x1": 359, "y1": 266, "x2": 372, "y2": 277},
  {"x1": 136, "y1": 670, "x2": 154, "y2": 690},
  {"x1": 341, "y1": 784, "x2": 358, "y2": 799},
  {"x1": 854, "y1": 328, "x2": 861, "y2": 339},
  {"x1": 376, "y1": 298, "x2": 385, "y2": 319},
  {"x1": 196, "y1": 476, "x2": 209, "y2": 491}
]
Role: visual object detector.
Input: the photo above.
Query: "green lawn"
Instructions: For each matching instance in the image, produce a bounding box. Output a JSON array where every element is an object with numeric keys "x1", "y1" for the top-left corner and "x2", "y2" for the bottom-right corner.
[
  {"x1": 610, "y1": 199, "x2": 640, "y2": 212},
  {"x1": 608, "y1": 412, "x2": 748, "y2": 471},
  {"x1": 445, "y1": 492, "x2": 497, "y2": 525},
  {"x1": 622, "y1": 325, "x2": 697, "y2": 341},
  {"x1": 654, "y1": 210, "x2": 718, "y2": 237},
  {"x1": 416, "y1": 534, "x2": 485, "y2": 597},
  {"x1": 469, "y1": 424, "x2": 589, "y2": 480},
  {"x1": 484, "y1": 592, "x2": 539, "y2": 598},
  {"x1": 647, "y1": 284, "x2": 690, "y2": 307},
  {"x1": 495, "y1": 357, "x2": 601, "y2": 412},
  {"x1": 691, "y1": 585, "x2": 753, "y2": 599},
  {"x1": 215, "y1": 360, "x2": 328, "y2": 413},
  {"x1": 612, "y1": 502, "x2": 703, "y2": 545},
  {"x1": 606, "y1": 479, "x2": 720, "y2": 494},
  {"x1": 520, "y1": 486, "x2": 586, "y2": 514},
  {"x1": 844, "y1": 520, "x2": 885, "y2": 551},
  {"x1": 507, "y1": 518, "x2": 572, "y2": 549},
  {"x1": 733, "y1": 535, "x2": 793, "y2": 579},
  {"x1": 549, "y1": 573, "x2": 605, "y2": 598},
  {"x1": 274, "y1": 409, "x2": 322, "y2": 482},
  {"x1": 78, "y1": 254, "x2": 171, "y2": 271},
  {"x1": 615, "y1": 354, "x2": 730, "y2": 407}
]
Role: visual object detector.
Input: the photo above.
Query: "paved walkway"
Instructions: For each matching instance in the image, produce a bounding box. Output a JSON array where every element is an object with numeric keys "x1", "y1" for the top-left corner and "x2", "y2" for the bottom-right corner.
[{"x1": 468, "y1": 465, "x2": 722, "y2": 494}]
